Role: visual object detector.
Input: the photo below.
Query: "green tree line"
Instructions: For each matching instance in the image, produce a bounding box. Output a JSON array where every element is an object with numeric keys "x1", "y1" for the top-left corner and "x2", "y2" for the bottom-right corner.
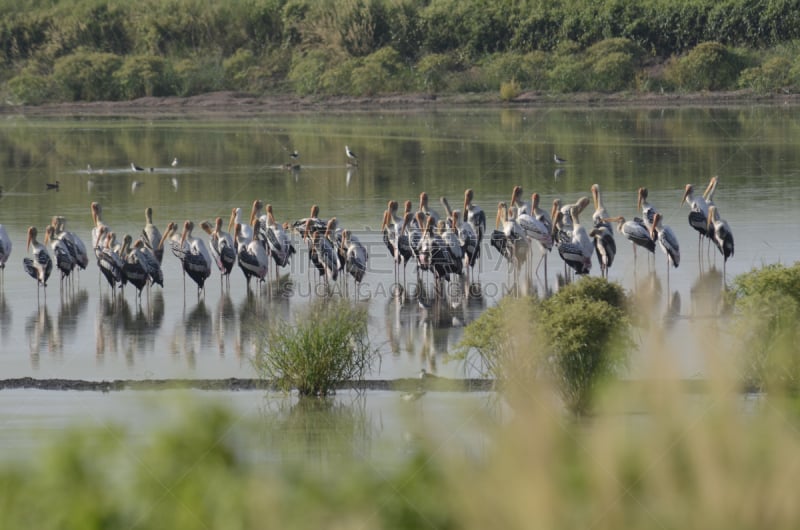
[{"x1": 2, "y1": 0, "x2": 800, "y2": 104}]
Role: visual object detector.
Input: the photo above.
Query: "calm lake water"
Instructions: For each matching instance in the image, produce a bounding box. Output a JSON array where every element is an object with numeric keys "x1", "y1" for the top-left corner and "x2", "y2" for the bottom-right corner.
[{"x1": 0, "y1": 105, "x2": 798, "y2": 385}]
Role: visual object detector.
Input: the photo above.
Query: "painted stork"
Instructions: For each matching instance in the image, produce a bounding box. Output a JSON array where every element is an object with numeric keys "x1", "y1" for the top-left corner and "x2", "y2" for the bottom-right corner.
[
  {"x1": 90, "y1": 201, "x2": 108, "y2": 250},
  {"x1": 44, "y1": 225, "x2": 74, "y2": 288},
  {"x1": 681, "y1": 183, "x2": 711, "y2": 254},
  {"x1": 452, "y1": 210, "x2": 478, "y2": 277},
  {"x1": 133, "y1": 238, "x2": 164, "y2": 289},
  {"x1": 234, "y1": 222, "x2": 268, "y2": 290},
  {"x1": 637, "y1": 187, "x2": 658, "y2": 230},
  {"x1": 200, "y1": 218, "x2": 236, "y2": 287},
  {"x1": 463, "y1": 189, "x2": 486, "y2": 270},
  {"x1": 604, "y1": 216, "x2": 655, "y2": 263},
  {"x1": 0, "y1": 223, "x2": 11, "y2": 284},
  {"x1": 707, "y1": 205, "x2": 734, "y2": 274},
  {"x1": 312, "y1": 218, "x2": 339, "y2": 283},
  {"x1": 490, "y1": 202, "x2": 528, "y2": 273},
  {"x1": 52, "y1": 216, "x2": 89, "y2": 272},
  {"x1": 418, "y1": 192, "x2": 439, "y2": 225},
  {"x1": 341, "y1": 229, "x2": 368, "y2": 291},
  {"x1": 142, "y1": 207, "x2": 164, "y2": 264},
  {"x1": 120, "y1": 234, "x2": 149, "y2": 301},
  {"x1": 23, "y1": 226, "x2": 53, "y2": 300},
  {"x1": 650, "y1": 212, "x2": 680, "y2": 283},
  {"x1": 552, "y1": 210, "x2": 589, "y2": 278},
  {"x1": 228, "y1": 206, "x2": 253, "y2": 251},
  {"x1": 590, "y1": 184, "x2": 612, "y2": 227},
  {"x1": 510, "y1": 185, "x2": 529, "y2": 216},
  {"x1": 263, "y1": 204, "x2": 296, "y2": 279},
  {"x1": 590, "y1": 224, "x2": 616, "y2": 278},
  {"x1": 96, "y1": 231, "x2": 123, "y2": 293},
  {"x1": 173, "y1": 221, "x2": 212, "y2": 298}
]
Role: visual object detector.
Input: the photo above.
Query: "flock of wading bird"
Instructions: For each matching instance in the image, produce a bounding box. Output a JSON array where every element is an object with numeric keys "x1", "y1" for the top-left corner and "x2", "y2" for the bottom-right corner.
[{"x1": 0, "y1": 175, "x2": 734, "y2": 305}]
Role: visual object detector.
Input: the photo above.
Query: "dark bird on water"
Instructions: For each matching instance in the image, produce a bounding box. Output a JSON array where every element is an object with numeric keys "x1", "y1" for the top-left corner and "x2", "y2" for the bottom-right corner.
[{"x1": 46, "y1": 181, "x2": 60, "y2": 191}]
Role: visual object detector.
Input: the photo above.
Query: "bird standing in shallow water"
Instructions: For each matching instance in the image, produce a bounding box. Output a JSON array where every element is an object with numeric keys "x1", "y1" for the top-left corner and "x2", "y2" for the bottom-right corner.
[
  {"x1": 23, "y1": 226, "x2": 53, "y2": 301},
  {"x1": 554, "y1": 153, "x2": 567, "y2": 164},
  {"x1": 345, "y1": 145, "x2": 358, "y2": 166}
]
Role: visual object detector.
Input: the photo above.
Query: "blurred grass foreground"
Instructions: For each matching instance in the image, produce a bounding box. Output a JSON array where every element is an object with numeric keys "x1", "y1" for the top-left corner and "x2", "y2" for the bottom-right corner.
[{"x1": 3, "y1": 266, "x2": 800, "y2": 529}]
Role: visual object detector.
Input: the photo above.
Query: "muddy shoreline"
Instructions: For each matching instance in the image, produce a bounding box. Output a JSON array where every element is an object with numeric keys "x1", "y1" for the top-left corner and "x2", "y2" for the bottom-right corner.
[
  {"x1": 3, "y1": 90, "x2": 799, "y2": 117},
  {"x1": 0, "y1": 376, "x2": 495, "y2": 392}
]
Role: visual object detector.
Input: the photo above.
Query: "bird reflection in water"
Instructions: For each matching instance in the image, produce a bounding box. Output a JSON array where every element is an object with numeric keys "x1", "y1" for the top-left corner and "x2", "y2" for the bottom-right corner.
[
  {"x1": 235, "y1": 290, "x2": 269, "y2": 358},
  {"x1": 663, "y1": 290, "x2": 682, "y2": 330},
  {"x1": 385, "y1": 278, "x2": 477, "y2": 374},
  {"x1": 215, "y1": 292, "x2": 236, "y2": 356},
  {"x1": 0, "y1": 291, "x2": 11, "y2": 346},
  {"x1": 25, "y1": 305, "x2": 54, "y2": 369},
  {"x1": 55, "y1": 288, "x2": 89, "y2": 354},
  {"x1": 95, "y1": 290, "x2": 164, "y2": 365},
  {"x1": 690, "y1": 265, "x2": 724, "y2": 319},
  {"x1": 631, "y1": 271, "x2": 662, "y2": 329},
  {"x1": 171, "y1": 299, "x2": 212, "y2": 369}
]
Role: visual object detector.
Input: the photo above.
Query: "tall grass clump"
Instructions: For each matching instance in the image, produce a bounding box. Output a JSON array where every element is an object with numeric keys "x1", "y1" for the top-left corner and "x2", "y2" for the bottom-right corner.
[
  {"x1": 455, "y1": 277, "x2": 632, "y2": 415},
  {"x1": 254, "y1": 299, "x2": 377, "y2": 396},
  {"x1": 730, "y1": 262, "x2": 800, "y2": 393}
]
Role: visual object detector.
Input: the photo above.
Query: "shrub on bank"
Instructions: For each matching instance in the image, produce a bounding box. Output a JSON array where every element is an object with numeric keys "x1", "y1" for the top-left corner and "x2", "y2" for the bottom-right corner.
[
  {"x1": 52, "y1": 50, "x2": 122, "y2": 101},
  {"x1": 664, "y1": 41, "x2": 745, "y2": 91}
]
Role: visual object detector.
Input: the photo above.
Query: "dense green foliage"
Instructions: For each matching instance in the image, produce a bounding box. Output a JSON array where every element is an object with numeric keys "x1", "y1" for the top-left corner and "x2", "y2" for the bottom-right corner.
[
  {"x1": 2, "y1": 0, "x2": 800, "y2": 103},
  {"x1": 731, "y1": 262, "x2": 800, "y2": 392},
  {"x1": 254, "y1": 299, "x2": 377, "y2": 396},
  {"x1": 455, "y1": 277, "x2": 631, "y2": 414}
]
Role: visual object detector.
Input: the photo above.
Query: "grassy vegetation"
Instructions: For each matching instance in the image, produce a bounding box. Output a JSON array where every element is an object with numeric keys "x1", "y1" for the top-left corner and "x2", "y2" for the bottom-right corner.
[
  {"x1": 2, "y1": 0, "x2": 800, "y2": 104},
  {"x1": 731, "y1": 262, "x2": 800, "y2": 393},
  {"x1": 455, "y1": 277, "x2": 632, "y2": 415},
  {"x1": 253, "y1": 299, "x2": 378, "y2": 396}
]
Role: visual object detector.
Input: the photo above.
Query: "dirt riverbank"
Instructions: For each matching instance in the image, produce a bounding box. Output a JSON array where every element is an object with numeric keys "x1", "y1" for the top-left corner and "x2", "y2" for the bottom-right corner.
[{"x1": 3, "y1": 90, "x2": 799, "y2": 118}]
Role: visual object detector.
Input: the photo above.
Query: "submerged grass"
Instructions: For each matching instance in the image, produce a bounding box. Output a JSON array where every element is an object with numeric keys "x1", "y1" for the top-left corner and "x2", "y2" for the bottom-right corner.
[{"x1": 253, "y1": 298, "x2": 378, "y2": 396}]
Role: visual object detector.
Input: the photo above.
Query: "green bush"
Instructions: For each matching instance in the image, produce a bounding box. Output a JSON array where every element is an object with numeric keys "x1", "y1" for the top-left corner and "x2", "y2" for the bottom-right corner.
[
  {"x1": 5, "y1": 71, "x2": 51, "y2": 104},
  {"x1": 455, "y1": 277, "x2": 631, "y2": 415},
  {"x1": 350, "y1": 46, "x2": 407, "y2": 95},
  {"x1": 499, "y1": 79, "x2": 521, "y2": 100},
  {"x1": 52, "y1": 50, "x2": 122, "y2": 101},
  {"x1": 170, "y1": 54, "x2": 224, "y2": 97},
  {"x1": 415, "y1": 52, "x2": 460, "y2": 92},
  {"x1": 664, "y1": 41, "x2": 744, "y2": 91},
  {"x1": 738, "y1": 56, "x2": 793, "y2": 93},
  {"x1": 548, "y1": 56, "x2": 589, "y2": 93},
  {"x1": 254, "y1": 299, "x2": 378, "y2": 396},
  {"x1": 114, "y1": 54, "x2": 171, "y2": 99},
  {"x1": 288, "y1": 49, "x2": 332, "y2": 95},
  {"x1": 589, "y1": 52, "x2": 636, "y2": 92},
  {"x1": 731, "y1": 263, "x2": 800, "y2": 392},
  {"x1": 538, "y1": 278, "x2": 631, "y2": 414}
]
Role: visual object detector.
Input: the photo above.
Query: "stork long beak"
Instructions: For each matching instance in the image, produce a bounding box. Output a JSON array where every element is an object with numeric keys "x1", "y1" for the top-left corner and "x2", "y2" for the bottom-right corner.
[
  {"x1": 180, "y1": 224, "x2": 189, "y2": 247},
  {"x1": 228, "y1": 209, "x2": 236, "y2": 235},
  {"x1": 27, "y1": 228, "x2": 33, "y2": 251},
  {"x1": 380, "y1": 210, "x2": 389, "y2": 232},
  {"x1": 637, "y1": 188, "x2": 644, "y2": 212},
  {"x1": 591, "y1": 184, "x2": 599, "y2": 210},
  {"x1": 681, "y1": 185, "x2": 691, "y2": 206},
  {"x1": 495, "y1": 204, "x2": 502, "y2": 230}
]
